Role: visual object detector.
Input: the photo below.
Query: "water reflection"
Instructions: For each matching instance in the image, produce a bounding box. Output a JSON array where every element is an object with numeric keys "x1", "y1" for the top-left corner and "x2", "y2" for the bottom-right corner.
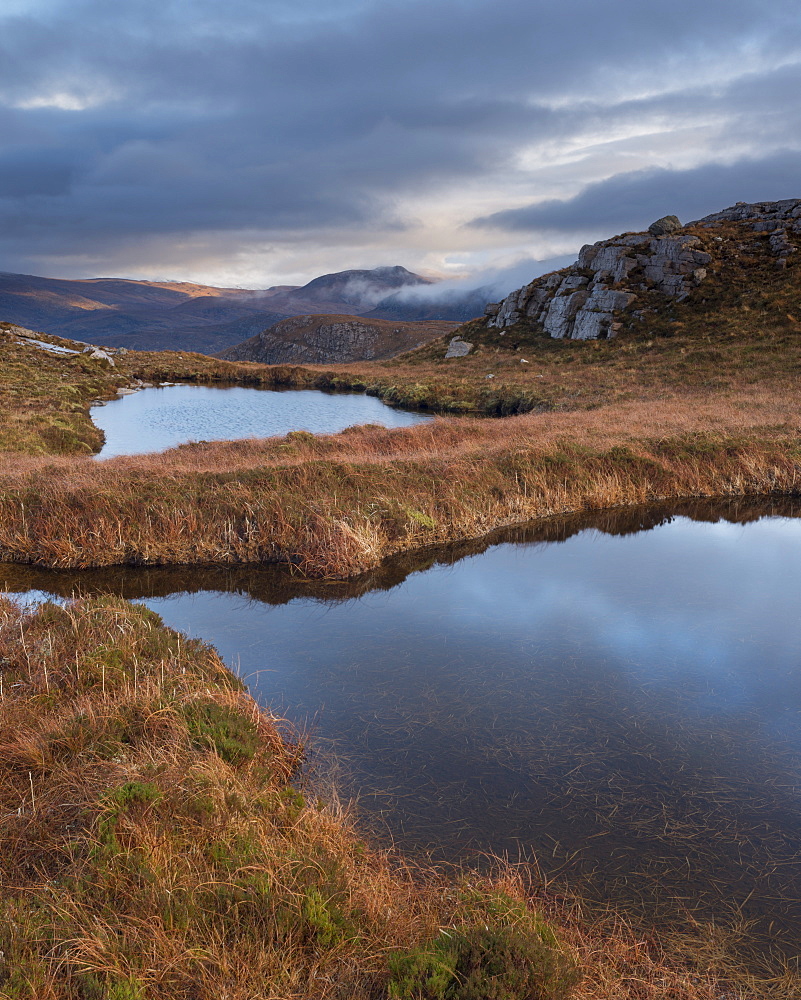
[
  {"x1": 3, "y1": 498, "x2": 801, "y2": 946},
  {"x1": 91, "y1": 383, "x2": 432, "y2": 458}
]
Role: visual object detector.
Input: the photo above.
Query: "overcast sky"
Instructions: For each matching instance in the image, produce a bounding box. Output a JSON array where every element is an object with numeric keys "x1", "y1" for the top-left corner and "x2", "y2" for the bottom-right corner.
[{"x1": 0, "y1": 0, "x2": 799, "y2": 288}]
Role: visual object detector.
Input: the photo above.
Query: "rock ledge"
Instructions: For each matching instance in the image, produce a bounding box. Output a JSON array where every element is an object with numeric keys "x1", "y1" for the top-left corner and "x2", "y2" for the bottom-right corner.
[{"x1": 485, "y1": 199, "x2": 800, "y2": 340}]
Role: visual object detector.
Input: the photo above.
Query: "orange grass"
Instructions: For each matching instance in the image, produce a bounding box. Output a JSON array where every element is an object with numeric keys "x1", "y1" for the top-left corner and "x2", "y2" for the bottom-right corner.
[
  {"x1": 1, "y1": 595, "x2": 796, "y2": 999},
  {"x1": 0, "y1": 383, "x2": 799, "y2": 576}
]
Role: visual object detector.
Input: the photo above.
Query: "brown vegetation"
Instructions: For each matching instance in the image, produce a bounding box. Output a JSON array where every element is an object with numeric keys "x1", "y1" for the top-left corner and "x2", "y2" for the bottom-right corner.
[
  {"x1": 1, "y1": 595, "x2": 796, "y2": 999},
  {"x1": 2, "y1": 217, "x2": 801, "y2": 996},
  {"x1": 0, "y1": 383, "x2": 799, "y2": 575}
]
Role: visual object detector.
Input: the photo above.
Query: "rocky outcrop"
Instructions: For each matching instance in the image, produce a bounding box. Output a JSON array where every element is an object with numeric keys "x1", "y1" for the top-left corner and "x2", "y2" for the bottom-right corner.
[
  {"x1": 486, "y1": 198, "x2": 801, "y2": 340},
  {"x1": 695, "y1": 197, "x2": 801, "y2": 231},
  {"x1": 694, "y1": 198, "x2": 800, "y2": 265},
  {"x1": 217, "y1": 313, "x2": 458, "y2": 365},
  {"x1": 486, "y1": 218, "x2": 712, "y2": 339}
]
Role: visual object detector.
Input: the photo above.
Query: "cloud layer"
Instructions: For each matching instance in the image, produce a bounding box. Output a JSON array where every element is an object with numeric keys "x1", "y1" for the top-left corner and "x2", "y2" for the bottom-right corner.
[{"x1": 0, "y1": 0, "x2": 799, "y2": 285}]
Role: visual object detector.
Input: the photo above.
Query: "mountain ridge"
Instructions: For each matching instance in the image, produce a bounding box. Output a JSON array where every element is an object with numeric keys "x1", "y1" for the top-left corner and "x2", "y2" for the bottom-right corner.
[
  {"x1": 216, "y1": 313, "x2": 458, "y2": 364},
  {"x1": 0, "y1": 265, "x2": 465, "y2": 354}
]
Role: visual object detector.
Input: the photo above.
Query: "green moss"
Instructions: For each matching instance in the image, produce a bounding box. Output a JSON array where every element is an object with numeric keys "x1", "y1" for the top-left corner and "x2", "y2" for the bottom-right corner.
[
  {"x1": 388, "y1": 889, "x2": 578, "y2": 1000},
  {"x1": 181, "y1": 699, "x2": 259, "y2": 765},
  {"x1": 78, "y1": 975, "x2": 147, "y2": 1000},
  {"x1": 405, "y1": 508, "x2": 436, "y2": 530},
  {"x1": 388, "y1": 924, "x2": 577, "y2": 1000},
  {"x1": 96, "y1": 781, "x2": 163, "y2": 853}
]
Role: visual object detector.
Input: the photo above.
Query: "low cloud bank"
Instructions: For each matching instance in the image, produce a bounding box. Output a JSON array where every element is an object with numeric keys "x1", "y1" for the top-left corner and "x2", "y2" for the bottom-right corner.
[
  {"x1": 470, "y1": 152, "x2": 801, "y2": 236},
  {"x1": 380, "y1": 254, "x2": 577, "y2": 310}
]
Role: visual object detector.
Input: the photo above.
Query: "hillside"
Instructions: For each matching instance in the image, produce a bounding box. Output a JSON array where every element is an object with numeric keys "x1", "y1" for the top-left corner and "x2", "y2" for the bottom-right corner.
[
  {"x1": 217, "y1": 312, "x2": 458, "y2": 364},
  {"x1": 480, "y1": 198, "x2": 800, "y2": 342},
  {"x1": 0, "y1": 265, "x2": 449, "y2": 356}
]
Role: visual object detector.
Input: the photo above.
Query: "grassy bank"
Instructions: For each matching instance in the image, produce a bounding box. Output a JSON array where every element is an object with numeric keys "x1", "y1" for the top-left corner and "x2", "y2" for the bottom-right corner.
[
  {"x1": 0, "y1": 386, "x2": 799, "y2": 574},
  {"x1": 2, "y1": 594, "x2": 796, "y2": 999}
]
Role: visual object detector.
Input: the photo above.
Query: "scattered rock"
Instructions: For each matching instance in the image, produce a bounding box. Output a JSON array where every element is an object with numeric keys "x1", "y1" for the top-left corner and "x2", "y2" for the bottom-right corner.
[
  {"x1": 16, "y1": 335, "x2": 80, "y2": 356},
  {"x1": 697, "y1": 198, "x2": 801, "y2": 229},
  {"x1": 83, "y1": 346, "x2": 116, "y2": 366},
  {"x1": 445, "y1": 336, "x2": 473, "y2": 358},
  {"x1": 648, "y1": 215, "x2": 682, "y2": 236},
  {"x1": 769, "y1": 230, "x2": 797, "y2": 257}
]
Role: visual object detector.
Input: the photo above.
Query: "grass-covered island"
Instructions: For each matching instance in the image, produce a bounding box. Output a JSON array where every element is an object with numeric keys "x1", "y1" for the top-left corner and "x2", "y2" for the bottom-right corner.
[{"x1": 1, "y1": 204, "x2": 801, "y2": 997}]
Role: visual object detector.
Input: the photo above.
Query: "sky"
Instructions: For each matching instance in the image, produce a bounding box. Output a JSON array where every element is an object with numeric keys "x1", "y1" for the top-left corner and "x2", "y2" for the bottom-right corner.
[{"x1": 0, "y1": 0, "x2": 799, "y2": 291}]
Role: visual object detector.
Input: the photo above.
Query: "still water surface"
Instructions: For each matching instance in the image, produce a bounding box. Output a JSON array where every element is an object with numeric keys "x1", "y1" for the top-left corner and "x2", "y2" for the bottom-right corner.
[
  {"x1": 91, "y1": 383, "x2": 432, "y2": 458},
  {"x1": 4, "y1": 501, "x2": 801, "y2": 946}
]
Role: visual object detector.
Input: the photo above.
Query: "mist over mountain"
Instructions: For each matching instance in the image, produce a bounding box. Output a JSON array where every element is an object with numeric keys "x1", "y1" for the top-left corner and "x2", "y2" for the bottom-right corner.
[
  {"x1": 0, "y1": 266, "x2": 434, "y2": 354},
  {"x1": 365, "y1": 254, "x2": 576, "y2": 321},
  {"x1": 0, "y1": 257, "x2": 573, "y2": 353}
]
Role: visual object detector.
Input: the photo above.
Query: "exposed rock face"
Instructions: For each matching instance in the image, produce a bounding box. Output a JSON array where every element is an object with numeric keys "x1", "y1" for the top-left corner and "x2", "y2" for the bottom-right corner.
[
  {"x1": 484, "y1": 204, "x2": 716, "y2": 338},
  {"x1": 444, "y1": 336, "x2": 473, "y2": 358},
  {"x1": 487, "y1": 223, "x2": 711, "y2": 339},
  {"x1": 696, "y1": 198, "x2": 801, "y2": 229},
  {"x1": 486, "y1": 198, "x2": 801, "y2": 341},
  {"x1": 217, "y1": 313, "x2": 458, "y2": 365},
  {"x1": 696, "y1": 198, "x2": 800, "y2": 260}
]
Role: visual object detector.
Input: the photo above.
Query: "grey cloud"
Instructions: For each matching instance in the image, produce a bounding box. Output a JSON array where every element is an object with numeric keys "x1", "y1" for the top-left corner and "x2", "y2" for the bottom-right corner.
[
  {"x1": 0, "y1": 0, "x2": 799, "y2": 278},
  {"x1": 0, "y1": 155, "x2": 72, "y2": 197},
  {"x1": 470, "y1": 149, "x2": 801, "y2": 236}
]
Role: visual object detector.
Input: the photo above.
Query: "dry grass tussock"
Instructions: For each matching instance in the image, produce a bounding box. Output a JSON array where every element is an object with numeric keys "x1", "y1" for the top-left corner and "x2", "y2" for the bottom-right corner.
[
  {"x1": 0, "y1": 382, "x2": 799, "y2": 576},
  {"x1": 1, "y1": 595, "x2": 796, "y2": 999}
]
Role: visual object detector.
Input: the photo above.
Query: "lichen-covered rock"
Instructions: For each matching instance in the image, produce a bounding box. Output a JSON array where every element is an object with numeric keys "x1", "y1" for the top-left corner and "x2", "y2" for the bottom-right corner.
[{"x1": 444, "y1": 336, "x2": 473, "y2": 358}]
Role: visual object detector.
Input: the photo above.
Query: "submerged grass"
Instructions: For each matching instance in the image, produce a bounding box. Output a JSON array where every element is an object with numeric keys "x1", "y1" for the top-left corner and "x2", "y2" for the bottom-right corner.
[{"x1": 1, "y1": 595, "x2": 796, "y2": 999}]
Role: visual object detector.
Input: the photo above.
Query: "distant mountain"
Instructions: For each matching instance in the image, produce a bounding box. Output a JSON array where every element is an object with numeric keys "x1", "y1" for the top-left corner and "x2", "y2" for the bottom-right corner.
[
  {"x1": 251, "y1": 266, "x2": 434, "y2": 317},
  {"x1": 0, "y1": 265, "x2": 450, "y2": 354},
  {"x1": 366, "y1": 286, "x2": 492, "y2": 322},
  {"x1": 0, "y1": 271, "x2": 278, "y2": 354},
  {"x1": 216, "y1": 313, "x2": 459, "y2": 365}
]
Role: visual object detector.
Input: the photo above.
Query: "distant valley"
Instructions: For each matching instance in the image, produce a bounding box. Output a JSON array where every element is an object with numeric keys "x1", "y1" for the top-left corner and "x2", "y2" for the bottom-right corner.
[{"x1": 0, "y1": 265, "x2": 486, "y2": 355}]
